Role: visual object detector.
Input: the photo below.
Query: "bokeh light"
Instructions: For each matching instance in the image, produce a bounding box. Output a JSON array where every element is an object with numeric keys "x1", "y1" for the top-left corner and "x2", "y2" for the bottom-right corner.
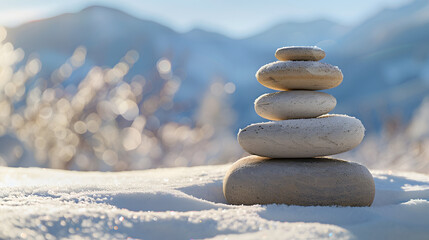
[{"x1": 0, "y1": 28, "x2": 241, "y2": 170}]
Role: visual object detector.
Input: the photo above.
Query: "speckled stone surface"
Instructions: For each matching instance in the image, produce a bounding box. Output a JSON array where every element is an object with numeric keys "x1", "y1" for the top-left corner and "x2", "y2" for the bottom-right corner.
[
  {"x1": 256, "y1": 61, "x2": 343, "y2": 91},
  {"x1": 275, "y1": 46, "x2": 325, "y2": 61},
  {"x1": 254, "y1": 91, "x2": 336, "y2": 120},
  {"x1": 237, "y1": 114, "x2": 365, "y2": 158},
  {"x1": 223, "y1": 155, "x2": 375, "y2": 206}
]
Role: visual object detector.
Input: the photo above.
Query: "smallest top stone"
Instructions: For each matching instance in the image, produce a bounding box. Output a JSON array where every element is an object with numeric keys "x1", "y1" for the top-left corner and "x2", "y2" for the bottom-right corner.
[{"x1": 275, "y1": 46, "x2": 325, "y2": 61}]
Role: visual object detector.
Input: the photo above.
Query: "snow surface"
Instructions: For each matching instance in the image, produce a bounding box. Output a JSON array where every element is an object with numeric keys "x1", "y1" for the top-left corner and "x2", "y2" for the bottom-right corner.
[{"x1": 1, "y1": 165, "x2": 429, "y2": 240}]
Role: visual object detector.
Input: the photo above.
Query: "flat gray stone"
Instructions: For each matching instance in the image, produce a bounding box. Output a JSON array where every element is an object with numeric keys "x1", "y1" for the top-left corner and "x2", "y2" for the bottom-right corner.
[
  {"x1": 275, "y1": 46, "x2": 325, "y2": 61},
  {"x1": 223, "y1": 155, "x2": 375, "y2": 206},
  {"x1": 238, "y1": 114, "x2": 365, "y2": 158},
  {"x1": 254, "y1": 91, "x2": 336, "y2": 120},
  {"x1": 256, "y1": 61, "x2": 343, "y2": 91}
]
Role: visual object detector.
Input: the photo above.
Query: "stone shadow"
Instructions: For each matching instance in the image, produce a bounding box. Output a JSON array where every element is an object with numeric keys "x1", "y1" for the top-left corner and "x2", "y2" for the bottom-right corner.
[{"x1": 178, "y1": 179, "x2": 228, "y2": 204}]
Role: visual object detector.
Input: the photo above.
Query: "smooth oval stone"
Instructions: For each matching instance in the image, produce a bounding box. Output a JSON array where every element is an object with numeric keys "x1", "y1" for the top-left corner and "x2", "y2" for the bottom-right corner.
[
  {"x1": 223, "y1": 155, "x2": 375, "y2": 206},
  {"x1": 275, "y1": 46, "x2": 325, "y2": 61},
  {"x1": 256, "y1": 61, "x2": 343, "y2": 91},
  {"x1": 254, "y1": 91, "x2": 336, "y2": 120},
  {"x1": 238, "y1": 114, "x2": 365, "y2": 158}
]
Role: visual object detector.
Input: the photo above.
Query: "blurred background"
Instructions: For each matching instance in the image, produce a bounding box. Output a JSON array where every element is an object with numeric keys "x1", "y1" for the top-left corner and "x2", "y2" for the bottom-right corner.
[{"x1": 0, "y1": 0, "x2": 429, "y2": 172}]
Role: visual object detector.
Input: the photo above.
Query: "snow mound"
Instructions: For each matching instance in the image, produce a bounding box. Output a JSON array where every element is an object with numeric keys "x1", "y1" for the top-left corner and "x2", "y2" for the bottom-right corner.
[{"x1": 1, "y1": 165, "x2": 429, "y2": 239}]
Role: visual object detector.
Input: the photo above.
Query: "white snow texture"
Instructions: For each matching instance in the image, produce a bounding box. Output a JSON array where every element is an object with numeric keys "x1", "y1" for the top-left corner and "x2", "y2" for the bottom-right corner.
[{"x1": 1, "y1": 165, "x2": 429, "y2": 240}]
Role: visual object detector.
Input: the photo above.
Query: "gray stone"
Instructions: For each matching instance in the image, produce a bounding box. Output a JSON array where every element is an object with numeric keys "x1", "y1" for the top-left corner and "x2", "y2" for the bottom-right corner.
[
  {"x1": 256, "y1": 61, "x2": 343, "y2": 91},
  {"x1": 275, "y1": 46, "x2": 325, "y2": 61},
  {"x1": 254, "y1": 91, "x2": 336, "y2": 120},
  {"x1": 223, "y1": 155, "x2": 375, "y2": 206},
  {"x1": 238, "y1": 114, "x2": 365, "y2": 158}
]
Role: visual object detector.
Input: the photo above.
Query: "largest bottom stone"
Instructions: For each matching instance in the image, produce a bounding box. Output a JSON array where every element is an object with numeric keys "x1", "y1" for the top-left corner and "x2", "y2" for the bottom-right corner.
[{"x1": 223, "y1": 155, "x2": 375, "y2": 206}]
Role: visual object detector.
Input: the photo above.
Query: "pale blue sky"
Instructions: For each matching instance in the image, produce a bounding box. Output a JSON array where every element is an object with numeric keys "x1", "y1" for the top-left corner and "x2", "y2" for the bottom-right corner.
[{"x1": 0, "y1": 0, "x2": 412, "y2": 38}]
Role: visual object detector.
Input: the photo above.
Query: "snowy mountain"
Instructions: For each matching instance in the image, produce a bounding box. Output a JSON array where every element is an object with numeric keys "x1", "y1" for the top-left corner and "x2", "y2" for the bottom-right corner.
[
  {"x1": 5, "y1": 6, "x2": 177, "y2": 89},
  {"x1": 244, "y1": 19, "x2": 350, "y2": 50},
  {"x1": 327, "y1": 0, "x2": 429, "y2": 126},
  {"x1": 5, "y1": 0, "x2": 429, "y2": 132}
]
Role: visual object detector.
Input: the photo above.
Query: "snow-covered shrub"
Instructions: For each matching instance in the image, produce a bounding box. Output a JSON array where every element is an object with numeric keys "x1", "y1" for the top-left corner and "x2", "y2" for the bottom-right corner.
[
  {"x1": 0, "y1": 27, "x2": 241, "y2": 171},
  {"x1": 343, "y1": 97, "x2": 429, "y2": 173}
]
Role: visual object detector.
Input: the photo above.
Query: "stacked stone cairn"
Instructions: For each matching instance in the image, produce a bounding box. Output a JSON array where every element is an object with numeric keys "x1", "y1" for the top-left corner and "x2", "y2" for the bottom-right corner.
[{"x1": 223, "y1": 46, "x2": 375, "y2": 207}]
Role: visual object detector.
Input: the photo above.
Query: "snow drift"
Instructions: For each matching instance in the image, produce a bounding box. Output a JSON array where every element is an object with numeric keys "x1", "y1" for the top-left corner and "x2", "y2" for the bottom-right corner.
[{"x1": 1, "y1": 164, "x2": 429, "y2": 239}]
